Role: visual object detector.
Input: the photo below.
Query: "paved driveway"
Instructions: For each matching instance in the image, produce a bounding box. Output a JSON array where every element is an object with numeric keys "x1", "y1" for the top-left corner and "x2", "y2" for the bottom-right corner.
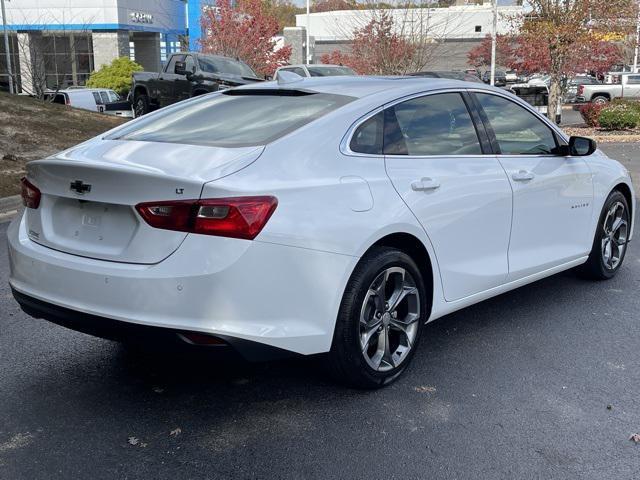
[{"x1": 1, "y1": 145, "x2": 639, "y2": 479}]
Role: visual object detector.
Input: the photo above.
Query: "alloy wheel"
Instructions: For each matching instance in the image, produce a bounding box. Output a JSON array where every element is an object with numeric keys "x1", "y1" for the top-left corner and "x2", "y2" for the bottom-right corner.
[
  {"x1": 601, "y1": 201, "x2": 628, "y2": 271},
  {"x1": 359, "y1": 267, "x2": 420, "y2": 372}
]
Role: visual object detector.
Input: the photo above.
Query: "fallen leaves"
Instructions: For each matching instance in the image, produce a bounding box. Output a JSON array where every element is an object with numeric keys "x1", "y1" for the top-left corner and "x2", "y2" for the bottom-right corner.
[
  {"x1": 127, "y1": 436, "x2": 140, "y2": 446},
  {"x1": 170, "y1": 428, "x2": 182, "y2": 437},
  {"x1": 630, "y1": 433, "x2": 640, "y2": 444}
]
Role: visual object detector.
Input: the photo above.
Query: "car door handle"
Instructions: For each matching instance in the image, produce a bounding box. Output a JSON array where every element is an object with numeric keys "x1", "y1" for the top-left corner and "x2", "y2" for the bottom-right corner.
[
  {"x1": 512, "y1": 170, "x2": 535, "y2": 182},
  {"x1": 411, "y1": 177, "x2": 440, "y2": 192}
]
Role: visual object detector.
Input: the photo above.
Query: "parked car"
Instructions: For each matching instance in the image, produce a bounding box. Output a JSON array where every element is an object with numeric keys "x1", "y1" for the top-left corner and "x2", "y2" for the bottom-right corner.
[
  {"x1": 131, "y1": 52, "x2": 263, "y2": 116},
  {"x1": 505, "y1": 70, "x2": 518, "y2": 83},
  {"x1": 508, "y1": 83, "x2": 562, "y2": 124},
  {"x1": 44, "y1": 88, "x2": 122, "y2": 114},
  {"x1": 564, "y1": 76, "x2": 601, "y2": 103},
  {"x1": 577, "y1": 73, "x2": 640, "y2": 104},
  {"x1": 275, "y1": 64, "x2": 356, "y2": 78},
  {"x1": 482, "y1": 70, "x2": 507, "y2": 87},
  {"x1": 9, "y1": 77, "x2": 635, "y2": 388},
  {"x1": 410, "y1": 71, "x2": 483, "y2": 83}
]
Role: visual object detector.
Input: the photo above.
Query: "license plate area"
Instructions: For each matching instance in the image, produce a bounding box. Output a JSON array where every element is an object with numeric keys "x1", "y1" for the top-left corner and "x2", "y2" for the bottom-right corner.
[{"x1": 44, "y1": 197, "x2": 138, "y2": 257}]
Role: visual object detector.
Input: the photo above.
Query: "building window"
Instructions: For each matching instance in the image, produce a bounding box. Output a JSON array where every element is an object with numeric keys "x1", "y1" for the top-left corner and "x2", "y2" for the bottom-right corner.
[
  {"x1": 39, "y1": 33, "x2": 94, "y2": 89},
  {"x1": 475, "y1": 26, "x2": 482, "y2": 33}
]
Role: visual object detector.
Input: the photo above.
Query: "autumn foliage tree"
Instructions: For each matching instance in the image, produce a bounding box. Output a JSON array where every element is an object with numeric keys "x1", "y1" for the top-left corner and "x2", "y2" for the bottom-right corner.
[
  {"x1": 320, "y1": 11, "x2": 417, "y2": 74},
  {"x1": 200, "y1": 0, "x2": 292, "y2": 77},
  {"x1": 467, "y1": 34, "x2": 516, "y2": 71},
  {"x1": 515, "y1": 0, "x2": 637, "y2": 123}
]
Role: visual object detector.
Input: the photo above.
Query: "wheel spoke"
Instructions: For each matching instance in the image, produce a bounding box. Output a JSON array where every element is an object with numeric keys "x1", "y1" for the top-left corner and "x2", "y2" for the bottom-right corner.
[{"x1": 388, "y1": 285, "x2": 418, "y2": 313}]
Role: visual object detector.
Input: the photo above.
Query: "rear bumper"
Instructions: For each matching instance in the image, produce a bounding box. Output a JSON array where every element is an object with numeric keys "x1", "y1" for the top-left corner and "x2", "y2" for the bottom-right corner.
[
  {"x1": 11, "y1": 288, "x2": 294, "y2": 361},
  {"x1": 8, "y1": 213, "x2": 357, "y2": 355}
]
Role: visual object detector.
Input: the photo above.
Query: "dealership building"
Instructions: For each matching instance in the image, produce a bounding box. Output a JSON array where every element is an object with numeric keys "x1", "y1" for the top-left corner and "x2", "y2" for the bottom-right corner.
[{"x1": 0, "y1": 0, "x2": 219, "y2": 94}]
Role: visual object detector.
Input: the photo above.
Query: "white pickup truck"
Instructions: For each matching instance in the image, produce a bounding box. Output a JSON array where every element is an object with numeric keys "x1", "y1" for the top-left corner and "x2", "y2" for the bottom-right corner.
[{"x1": 576, "y1": 73, "x2": 640, "y2": 104}]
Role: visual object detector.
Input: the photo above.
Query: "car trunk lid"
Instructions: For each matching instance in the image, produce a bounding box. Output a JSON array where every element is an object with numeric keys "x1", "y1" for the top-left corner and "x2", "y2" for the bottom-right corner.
[{"x1": 24, "y1": 139, "x2": 263, "y2": 264}]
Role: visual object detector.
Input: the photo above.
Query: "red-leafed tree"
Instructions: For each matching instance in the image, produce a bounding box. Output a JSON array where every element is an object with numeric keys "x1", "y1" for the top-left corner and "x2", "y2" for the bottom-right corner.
[
  {"x1": 467, "y1": 34, "x2": 517, "y2": 71},
  {"x1": 199, "y1": 0, "x2": 292, "y2": 77},
  {"x1": 312, "y1": 0, "x2": 359, "y2": 12},
  {"x1": 513, "y1": 0, "x2": 636, "y2": 123},
  {"x1": 320, "y1": 11, "x2": 417, "y2": 75}
]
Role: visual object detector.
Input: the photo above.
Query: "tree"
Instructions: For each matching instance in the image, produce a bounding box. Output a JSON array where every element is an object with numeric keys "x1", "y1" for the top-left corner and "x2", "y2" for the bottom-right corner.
[
  {"x1": 263, "y1": 0, "x2": 301, "y2": 32},
  {"x1": 467, "y1": 34, "x2": 516, "y2": 71},
  {"x1": 321, "y1": 11, "x2": 417, "y2": 74},
  {"x1": 311, "y1": 0, "x2": 359, "y2": 12},
  {"x1": 200, "y1": 0, "x2": 292, "y2": 77},
  {"x1": 515, "y1": 0, "x2": 637, "y2": 123},
  {"x1": 86, "y1": 57, "x2": 143, "y2": 96}
]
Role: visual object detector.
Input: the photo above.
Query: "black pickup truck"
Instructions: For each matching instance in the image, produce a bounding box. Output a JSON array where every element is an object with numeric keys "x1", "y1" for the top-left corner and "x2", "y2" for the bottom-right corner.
[{"x1": 131, "y1": 52, "x2": 263, "y2": 116}]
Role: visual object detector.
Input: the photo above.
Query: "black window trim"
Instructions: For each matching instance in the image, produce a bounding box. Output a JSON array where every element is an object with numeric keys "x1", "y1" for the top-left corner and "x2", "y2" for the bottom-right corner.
[
  {"x1": 468, "y1": 89, "x2": 569, "y2": 156},
  {"x1": 342, "y1": 88, "x2": 495, "y2": 158}
]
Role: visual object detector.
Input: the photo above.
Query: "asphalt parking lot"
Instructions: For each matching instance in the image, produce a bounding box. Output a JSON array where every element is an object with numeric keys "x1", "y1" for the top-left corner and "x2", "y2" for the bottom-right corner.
[{"x1": 1, "y1": 144, "x2": 639, "y2": 479}]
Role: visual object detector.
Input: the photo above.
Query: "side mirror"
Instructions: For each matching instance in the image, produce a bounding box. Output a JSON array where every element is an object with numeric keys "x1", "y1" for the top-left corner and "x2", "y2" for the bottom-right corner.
[
  {"x1": 568, "y1": 136, "x2": 597, "y2": 156},
  {"x1": 174, "y1": 61, "x2": 188, "y2": 76}
]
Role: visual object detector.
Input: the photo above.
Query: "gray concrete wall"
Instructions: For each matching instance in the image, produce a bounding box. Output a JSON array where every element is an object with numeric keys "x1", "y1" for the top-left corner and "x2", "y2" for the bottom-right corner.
[
  {"x1": 92, "y1": 31, "x2": 130, "y2": 70},
  {"x1": 283, "y1": 27, "x2": 311, "y2": 65},
  {"x1": 16, "y1": 32, "x2": 45, "y2": 95},
  {"x1": 312, "y1": 38, "x2": 482, "y2": 71},
  {"x1": 132, "y1": 32, "x2": 161, "y2": 72}
]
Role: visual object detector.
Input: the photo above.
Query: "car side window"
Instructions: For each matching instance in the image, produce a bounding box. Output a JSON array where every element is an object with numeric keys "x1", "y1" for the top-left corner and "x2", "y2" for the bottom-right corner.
[
  {"x1": 185, "y1": 55, "x2": 196, "y2": 73},
  {"x1": 475, "y1": 93, "x2": 558, "y2": 155},
  {"x1": 92, "y1": 92, "x2": 103, "y2": 104},
  {"x1": 384, "y1": 93, "x2": 482, "y2": 156},
  {"x1": 166, "y1": 55, "x2": 185, "y2": 74},
  {"x1": 290, "y1": 67, "x2": 307, "y2": 77},
  {"x1": 350, "y1": 111, "x2": 383, "y2": 154},
  {"x1": 627, "y1": 75, "x2": 640, "y2": 85}
]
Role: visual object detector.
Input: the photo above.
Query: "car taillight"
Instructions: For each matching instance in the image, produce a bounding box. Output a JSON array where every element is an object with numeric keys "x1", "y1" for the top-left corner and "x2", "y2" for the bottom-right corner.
[
  {"x1": 20, "y1": 177, "x2": 41, "y2": 209},
  {"x1": 577, "y1": 85, "x2": 584, "y2": 95},
  {"x1": 135, "y1": 196, "x2": 278, "y2": 240}
]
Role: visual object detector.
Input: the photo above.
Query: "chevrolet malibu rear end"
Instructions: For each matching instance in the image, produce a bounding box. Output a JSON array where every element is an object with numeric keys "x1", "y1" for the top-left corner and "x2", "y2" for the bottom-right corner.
[{"x1": 8, "y1": 85, "x2": 372, "y2": 362}]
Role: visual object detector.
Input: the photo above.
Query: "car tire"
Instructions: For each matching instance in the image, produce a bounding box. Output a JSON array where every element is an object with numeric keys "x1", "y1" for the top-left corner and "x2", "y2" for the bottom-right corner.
[
  {"x1": 577, "y1": 190, "x2": 630, "y2": 280},
  {"x1": 592, "y1": 96, "x2": 609, "y2": 105},
  {"x1": 326, "y1": 247, "x2": 427, "y2": 389},
  {"x1": 134, "y1": 94, "x2": 150, "y2": 117}
]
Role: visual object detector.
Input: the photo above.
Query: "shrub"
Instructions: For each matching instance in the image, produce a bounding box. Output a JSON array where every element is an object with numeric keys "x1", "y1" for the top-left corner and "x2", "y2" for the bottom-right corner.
[
  {"x1": 598, "y1": 103, "x2": 640, "y2": 131},
  {"x1": 579, "y1": 103, "x2": 606, "y2": 127},
  {"x1": 86, "y1": 57, "x2": 143, "y2": 96}
]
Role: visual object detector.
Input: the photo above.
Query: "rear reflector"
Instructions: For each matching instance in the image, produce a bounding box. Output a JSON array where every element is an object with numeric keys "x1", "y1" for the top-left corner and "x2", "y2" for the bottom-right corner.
[
  {"x1": 135, "y1": 196, "x2": 277, "y2": 240},
  {"x1": 20, "y1": 177, "x2": 41, "y2": 209}
]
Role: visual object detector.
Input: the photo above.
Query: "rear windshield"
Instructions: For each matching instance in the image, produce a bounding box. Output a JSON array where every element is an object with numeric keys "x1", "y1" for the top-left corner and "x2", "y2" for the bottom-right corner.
[{"x1": 108, "y1": 91, "x2": 353, "y2": 147}]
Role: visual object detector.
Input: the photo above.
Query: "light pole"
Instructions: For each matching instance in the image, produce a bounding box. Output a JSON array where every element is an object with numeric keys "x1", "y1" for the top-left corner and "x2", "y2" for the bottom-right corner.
[
  {"x1": 306, "y1": 0, "x2": 310, "y2": 64},
  {"x1": 633, "y1": 5, "x2": 640, "y2": 73},
  {"x1": 1, "y1": 0, "x2": 13, "y2": 94},
  {"x1": 490, "y1": 0, "x2": 497, "y2": 86}
]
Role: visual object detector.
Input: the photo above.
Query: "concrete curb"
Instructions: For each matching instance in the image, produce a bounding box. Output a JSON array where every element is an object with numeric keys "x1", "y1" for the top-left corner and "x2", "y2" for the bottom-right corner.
[
  {"x1": 0, "y1": 195, "x2": 21, "y2": 213},
  {"x1": 0, "y1": 195, "x2": 21, "y2": 221}
]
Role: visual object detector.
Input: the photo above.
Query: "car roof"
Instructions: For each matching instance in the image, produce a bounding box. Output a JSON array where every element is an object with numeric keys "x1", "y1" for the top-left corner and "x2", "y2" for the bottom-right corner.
[{"x1": 234, "y1": 75, "x2": 505, "y2": 100}]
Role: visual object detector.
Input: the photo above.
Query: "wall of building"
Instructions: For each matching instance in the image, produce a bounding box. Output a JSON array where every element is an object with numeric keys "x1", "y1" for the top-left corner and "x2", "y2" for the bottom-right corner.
[
  {"x1": 3, "y1": 0, "x2": 185, "y2": 35},
  {"x1": 295, "y1": 5, "x2": 522, "y2": 42}
]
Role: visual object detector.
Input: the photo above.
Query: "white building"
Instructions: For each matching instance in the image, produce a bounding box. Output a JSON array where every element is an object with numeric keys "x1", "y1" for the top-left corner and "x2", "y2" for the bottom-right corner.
[
  {"x1": 0, "y1": 0, "x2": 189, "y2": 94},
  {"x1": 295, "y1": 3, "x2": 524, "y2": 70}
]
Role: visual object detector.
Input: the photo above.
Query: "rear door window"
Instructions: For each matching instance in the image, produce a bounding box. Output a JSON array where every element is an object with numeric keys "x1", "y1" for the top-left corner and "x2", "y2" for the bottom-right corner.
[
  {"x1": 109, "y1": 91, "x2": 353, "y2": 147},
  {"x1": 385, "y1": 93, "x2": 482, "y2": 156}
]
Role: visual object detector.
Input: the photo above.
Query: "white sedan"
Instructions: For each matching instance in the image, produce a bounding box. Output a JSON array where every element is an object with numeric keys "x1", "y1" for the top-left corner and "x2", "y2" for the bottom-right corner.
[{"x1": 8, "y1": 76, "x2": 635, "y2": 388}]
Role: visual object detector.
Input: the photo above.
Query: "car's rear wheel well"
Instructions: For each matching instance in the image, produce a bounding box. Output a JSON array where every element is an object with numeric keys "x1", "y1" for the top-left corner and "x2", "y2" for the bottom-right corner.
[
  {"x1": 613, "y1": 183, "x2": 633, "y2": 219},
  {"x1": 366, "y1": 233, "x2": 434, "y2": 318}
]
